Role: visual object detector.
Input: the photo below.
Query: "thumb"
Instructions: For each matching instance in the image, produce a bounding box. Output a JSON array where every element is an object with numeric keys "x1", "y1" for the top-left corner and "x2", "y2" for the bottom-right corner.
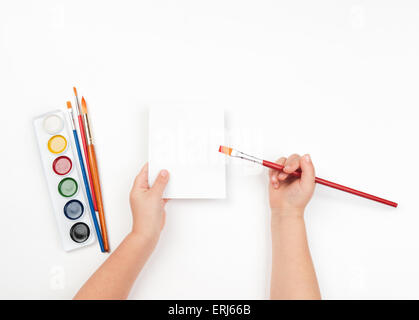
[
  {"x1": 151, "y1": 169, "x2": 170, "y2": 197},
  {"x1": 299, "y1": 154, "x2": 315, "y2": 189}
]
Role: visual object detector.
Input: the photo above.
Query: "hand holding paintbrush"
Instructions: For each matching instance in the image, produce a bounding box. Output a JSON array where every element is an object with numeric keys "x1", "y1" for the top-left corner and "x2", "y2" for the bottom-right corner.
[{"x1": 219, "y1": 146, "x2": 398, "y2": 208}]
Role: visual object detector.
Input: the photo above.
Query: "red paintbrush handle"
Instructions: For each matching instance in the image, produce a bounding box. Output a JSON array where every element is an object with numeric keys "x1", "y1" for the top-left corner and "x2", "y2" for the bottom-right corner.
[
  {"x1": 262, "y1": 160, "x2": 398, "y2": 208},
  {"x1": 263, "y1": 160, "x2": 301, "y2": 177},
  {"x1": 78, "y1": 115, "x2": 98, "y2": 211}
]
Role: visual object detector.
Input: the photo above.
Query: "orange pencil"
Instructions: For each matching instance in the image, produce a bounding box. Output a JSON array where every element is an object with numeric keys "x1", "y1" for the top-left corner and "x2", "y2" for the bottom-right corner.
[{"x1": 81, "y1": 97, "x2": 110, "y2": 252}]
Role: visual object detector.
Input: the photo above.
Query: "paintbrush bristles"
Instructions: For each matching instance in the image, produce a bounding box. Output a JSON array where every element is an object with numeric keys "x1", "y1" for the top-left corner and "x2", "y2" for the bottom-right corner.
[
  {"x1": 73, "y1": 87, "x2": 78, "y2": 97},
  {"x1": 219, "y1": 145, "x2": 232, "y2": 156},
  {"x1": 66, "y1": 101, "x2": 72, "y2": 109},
  {"x1": 81, "y1": 96, "x2": 87, "y2": 114}
]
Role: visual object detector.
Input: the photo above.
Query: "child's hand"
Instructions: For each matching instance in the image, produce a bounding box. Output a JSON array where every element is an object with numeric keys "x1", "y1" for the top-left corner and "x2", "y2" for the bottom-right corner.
[
  {"x1": 74, "y1": 163, "x2": 170, "y2": 299},
  {"x1": 269, "y1": 154, "x2": 315, "y2": 216},
  {"x1": 129, "y1": 163, "x2": 169, "y2": 244}
]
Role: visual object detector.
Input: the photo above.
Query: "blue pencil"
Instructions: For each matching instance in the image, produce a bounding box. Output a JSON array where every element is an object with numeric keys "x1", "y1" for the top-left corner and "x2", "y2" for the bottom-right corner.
[{"x1": 66, "y1": 101, "x2": 105, "y2": 252}]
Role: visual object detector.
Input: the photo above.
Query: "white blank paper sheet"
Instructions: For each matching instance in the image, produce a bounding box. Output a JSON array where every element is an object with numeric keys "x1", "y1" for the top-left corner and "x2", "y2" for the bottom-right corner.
[{"x1": 149, "y1": 106, "x2": 225, "y2": 199}]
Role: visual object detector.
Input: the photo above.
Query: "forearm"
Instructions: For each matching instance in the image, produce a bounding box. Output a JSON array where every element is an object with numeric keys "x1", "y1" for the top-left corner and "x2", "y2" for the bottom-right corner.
[
  {"x1": 270, "y1": 211, "x2": 320, "y2": 300},
  {"x1": 74, "y1": 233, "x2": 157, "y2": 300}
]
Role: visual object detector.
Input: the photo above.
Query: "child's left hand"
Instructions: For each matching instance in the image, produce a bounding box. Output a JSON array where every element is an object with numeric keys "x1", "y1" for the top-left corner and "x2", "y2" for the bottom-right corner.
[
  {"x1": 74, "y1": 163, "x2": 170, "y2": 299},
  {"x1": 129, "y1": 163, "x2": 170, "y2": 245}
]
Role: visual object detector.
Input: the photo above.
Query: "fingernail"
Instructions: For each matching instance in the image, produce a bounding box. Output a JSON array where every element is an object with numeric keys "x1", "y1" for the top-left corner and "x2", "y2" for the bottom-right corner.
[
  {"x1": 160, "y1": 170, "x2": 168, "y2": 178},
  {"x1": 304, "y1": 154, "x2": 311, "y2": 162},
  {"x1": 274, "y1": 183, "x2": 279, "y2": 189}
]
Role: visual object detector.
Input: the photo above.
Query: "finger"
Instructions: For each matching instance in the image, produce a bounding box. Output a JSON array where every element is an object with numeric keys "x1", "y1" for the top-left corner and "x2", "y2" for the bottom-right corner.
[
  {"x1": 278, "y1": 171, "x2": 288, "y2": 181},
  {"x1": 300, "y1": 154, "x2": 315, "y2": 188},
  {"x1": 161, "y1": 211, "x2": 166, "y2": 231},
  {"x1": 276, "y1": 157, "x2": 288, "y2": 182},
  {"x1": 151, "y1": 169, "x2": 170, "y2": 198},
  {"x1": 270, "y1": 157, "x2": 285, "y2": 183},
  {"x1": 268, "y1": 167, "x2": 275, "y2": 181},
  {"x1": 271, "y1": 157, "x2": 286, "y2": 188},
  {"x1": 283, "y1": 154, "x2": 301, "y2": 174},
  {"x1": 133, "y1": 163, "x2": 149, "y2": 190},
  {"x1": 277, "y1": 157, "x2": 286, "y2": 167}
]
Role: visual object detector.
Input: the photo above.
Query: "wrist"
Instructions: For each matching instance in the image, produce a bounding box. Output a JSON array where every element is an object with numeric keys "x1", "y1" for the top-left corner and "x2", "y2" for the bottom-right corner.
[
  {"x1": 271, "y1": 207, "x2": 305, "y2": 218},
  {"x1": 130, "y1": 225, "x2": 161, "y2": 244},
  {"x1": 271, "y1": 212, "x2": 305, "y2": 232},
  {"x1": 127, "y1": 231, "x2": 160, "y2": 251}
]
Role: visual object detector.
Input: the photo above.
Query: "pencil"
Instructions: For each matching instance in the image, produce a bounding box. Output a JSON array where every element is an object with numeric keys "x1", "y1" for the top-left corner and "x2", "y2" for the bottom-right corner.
[
  {"x1": 219, "y1": 146, "x2": 398, "y2": 208},
  {"x1": 81, "y1": 97, "x2": 110, "y2": 252},
  {"x1": 67, "y1": 101, "x2": 105, "y2": 252}
]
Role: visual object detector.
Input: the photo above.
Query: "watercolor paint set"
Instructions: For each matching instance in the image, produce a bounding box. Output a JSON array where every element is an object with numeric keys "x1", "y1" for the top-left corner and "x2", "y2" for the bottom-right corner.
[
  {"x1": 34, "y1": 110, "x2": 96, "y2": 251},
  {"x1": 33, "y1": 88, "x2": 109, "y2": 253}
]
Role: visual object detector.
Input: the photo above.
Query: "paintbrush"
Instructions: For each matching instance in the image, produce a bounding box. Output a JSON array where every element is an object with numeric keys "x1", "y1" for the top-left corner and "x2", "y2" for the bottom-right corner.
[
  {"x1": 81, "y1": 97, "x2": 110, "y2": 252},
  {"x1": 73, "y1": 87, "x2": 98, "y2": 212},
  {"x1": 219, "y1": 146, "x2": 398, "y2": 208},
  {"x1": 66, "y1": 101, "x2": 105, "y2": 252}
]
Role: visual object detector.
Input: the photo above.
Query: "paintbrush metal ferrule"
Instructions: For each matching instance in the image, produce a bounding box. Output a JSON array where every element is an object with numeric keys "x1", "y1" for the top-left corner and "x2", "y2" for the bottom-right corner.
[
  {"x1": 231, "y1": 149, "x2": 263, "y2": 165},
  {"x1": 83, "y1": 114, "x2": 93, "y2": 144},
  {"x1": 67, "y1": 108, "x2": 76, "y2": 130},
  {"x1": 74, "y1": 96, "x2": 81, "y2": 115}
]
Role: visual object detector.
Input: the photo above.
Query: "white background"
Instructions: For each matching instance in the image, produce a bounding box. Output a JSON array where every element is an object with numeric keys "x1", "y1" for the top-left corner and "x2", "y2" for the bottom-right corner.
[{"x1": 0, "y1": 0, "x2": 418, "y2": 299}]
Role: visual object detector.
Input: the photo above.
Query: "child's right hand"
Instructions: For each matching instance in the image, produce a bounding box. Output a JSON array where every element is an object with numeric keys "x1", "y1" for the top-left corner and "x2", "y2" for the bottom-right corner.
[{"x1": 269, "y1": 154, "x2": 315, "y2": 217}]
